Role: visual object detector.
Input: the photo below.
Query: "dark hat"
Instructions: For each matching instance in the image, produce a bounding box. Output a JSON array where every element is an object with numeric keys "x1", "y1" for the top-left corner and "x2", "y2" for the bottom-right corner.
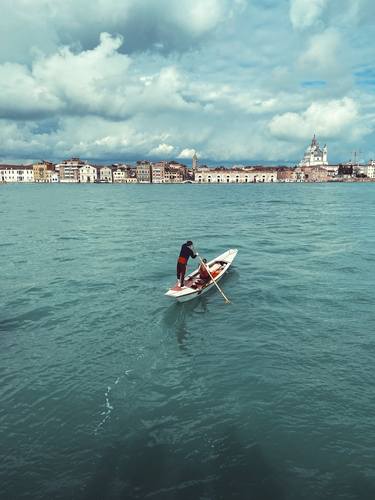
[{"x1": 186, "y1": 240, "x2": 193, "y2": 246}]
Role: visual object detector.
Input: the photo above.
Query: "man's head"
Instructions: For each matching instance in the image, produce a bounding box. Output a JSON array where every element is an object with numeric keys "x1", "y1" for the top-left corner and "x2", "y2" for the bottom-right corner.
[
  {"x1": 202, "y1": 258, "x2": 207, "y2": 263},
  {"x1": 186, "y1": 240, "x2": 193, "y2": 247}
]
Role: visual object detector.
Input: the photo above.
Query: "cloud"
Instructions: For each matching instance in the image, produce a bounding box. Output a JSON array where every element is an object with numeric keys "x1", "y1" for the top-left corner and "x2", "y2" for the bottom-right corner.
[
  {"x1": 299, "y1": 29, "x2": 342, "y2": 74},
  {"x1": 0, "y1": 0, "x2": 236, "y2": 63},
  {"x1": 290, "y1": 0, "x2": 328, "y2": 30},
  {"x1": 0, "y1": 63, "x2": 62, "y2": 119},
  {"x1": 178, "y1": 148, "x2": 196, "y2": 159},
  {"x1": 0, "y1": 0, "x2": 375, "y2": 164},
  {"x1": 0, "y1": 33, "x2": 196, "y2": 122},
  {"x1": 268, "y1": 97, "x2": 369, "y2": 141},
  {"x1": 149, "y1": 143, "x2": 175, "y2": 156}
]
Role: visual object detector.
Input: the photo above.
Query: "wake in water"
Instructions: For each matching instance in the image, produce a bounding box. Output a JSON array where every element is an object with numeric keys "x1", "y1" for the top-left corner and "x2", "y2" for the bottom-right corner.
[{"x1": 94, "y1": 370, "x2": 133, "y2": 434}]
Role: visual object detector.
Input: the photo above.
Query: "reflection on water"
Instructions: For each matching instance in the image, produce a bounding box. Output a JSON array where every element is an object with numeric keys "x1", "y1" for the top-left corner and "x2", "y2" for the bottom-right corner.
[
  {"x1": 83, "y1": 427, "x2": 285, "y2": 500},
  {"x1": 162, "y1": 297, "x2": 209, "y2": 351}
]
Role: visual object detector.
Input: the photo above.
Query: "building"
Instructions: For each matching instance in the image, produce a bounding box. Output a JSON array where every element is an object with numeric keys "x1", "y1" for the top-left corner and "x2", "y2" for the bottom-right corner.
[
  {"x1": 113, "y1": 166, "x2": 128, "y2": 183},
  {"x1": 323, "y1": 164, "x2": 339, "y2": 178},
  {"x1": 79, "y1": 164, "x2": 97, "y2": 183},
  {"x1": 0, "y1": 164, "x2": 34, "y2": 183},
  {"x1": 164, "y1": 163, "x2": 188, "y2": 183},
  {"x1": 56, "y1": 158, "x2": 85, "y2": 183},
  {"x1": 151, "y1": 162, "x2": 166, "y2": 183},
  {"x1": 136, "y1": 161, "x2": 152, "y2": 183},
  {"x1": 48, "y1": 171, "x2": 59, "y2": 183},
  {"x1": 112, "y1": 164, "x2": 137, "y2": 183},
  {"x1": 299, "y1": 134, "x2": 328, "y2": 166},
  {"x1": 192, "y1": 151, "x2": 198, "y2": 177},
  {"x1": 359, "y1": 161, "x2": 375, "y2": 179},
  {"x1": 294, "y1": 166, "x2": 330, "y2": 182},
  {"x1": 195, "y1": 167, "x2": 277, "y2": 183},
  {"x1": 98, "y1": 166, "x2": 113, "y2": 183},
  {"x1": 33, "y1": 161, "x2": 55, "y2": 182},
  {"x1": 277, "y1": 167, "x2": 296, "y2": 182}
]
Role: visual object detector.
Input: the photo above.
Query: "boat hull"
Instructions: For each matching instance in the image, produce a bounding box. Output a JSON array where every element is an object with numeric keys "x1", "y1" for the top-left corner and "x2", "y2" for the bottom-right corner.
[{"x1": 165, "y1": 248, "x2": 238, "y2": 303}]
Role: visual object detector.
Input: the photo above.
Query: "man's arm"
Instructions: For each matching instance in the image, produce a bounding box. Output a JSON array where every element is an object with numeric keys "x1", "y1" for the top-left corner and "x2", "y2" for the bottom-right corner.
[{"x1": 190, "y1": 247, "x2": 198, "y2": 258}]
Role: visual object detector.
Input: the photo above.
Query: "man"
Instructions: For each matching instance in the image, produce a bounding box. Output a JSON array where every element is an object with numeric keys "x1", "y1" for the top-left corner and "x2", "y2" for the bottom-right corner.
[{"x1": 177, "y1": 240, "x2": 198, "y2": 288}]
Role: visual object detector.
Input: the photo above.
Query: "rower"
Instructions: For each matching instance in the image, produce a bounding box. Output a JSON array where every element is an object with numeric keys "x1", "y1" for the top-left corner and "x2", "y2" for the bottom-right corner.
[{"x1": 177, "y1": 240, "x2": 198, "y2": 288}]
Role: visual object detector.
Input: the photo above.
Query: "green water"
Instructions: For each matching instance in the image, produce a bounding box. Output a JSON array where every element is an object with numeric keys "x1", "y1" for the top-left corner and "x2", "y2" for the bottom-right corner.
[{"x1": 1, "y1": 183, "x2": 374, "y2": 499}]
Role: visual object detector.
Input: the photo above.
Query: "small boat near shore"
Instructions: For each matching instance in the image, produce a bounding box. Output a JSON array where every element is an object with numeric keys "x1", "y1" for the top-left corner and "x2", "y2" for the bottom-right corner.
[{"x1": 165, "y1": 248, "x2": 238, "y2": 303}]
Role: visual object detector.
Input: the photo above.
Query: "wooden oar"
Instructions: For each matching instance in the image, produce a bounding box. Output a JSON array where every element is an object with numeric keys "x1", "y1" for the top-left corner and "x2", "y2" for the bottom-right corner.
[{"x1": 198, "y1": 255, "x2": 231, "y2": 304}]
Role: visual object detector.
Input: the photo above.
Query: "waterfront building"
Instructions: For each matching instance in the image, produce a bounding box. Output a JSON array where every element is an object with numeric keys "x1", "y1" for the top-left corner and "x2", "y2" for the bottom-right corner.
[
  {"x1": 79, "y1": 164, "x2": 97, "y2": 183},
  {"x1": 294, "y1": 166, "x2": 330, "y2": 182},
  {"x1": 0, "y1": 164, "x2": 34, "y2": 183},
  {"x1": 277, "y1": 168, "x2": 296, "y2": 182},
  {"x1": 195, "y1": 167, "x2": 277, "y2": 183},
  {"x1": 299, "y1": 134, "x2": 328, "y2": 167},
  {"x1": 48, "y1": 171, "x2": 59, "y2": 183},
  {"x1": 360, "y1": 161, "x2": 375, "y2": 179},
  {"x1": 98, "y1": 166, "x2": 113, "y2": 183},
  {"x1": 57, "y1": 158, "x2": 85, "y2": 183},
  {"x1": 113, "y1": 166, "x2": 128, "y2": 183},
  {"x1": 323, "y1": 164, "x2": 339, "y2": 178},
  {"x1": 164, "y1": 163, "x2": 187, "y2": 183},
  {"x1": 151, "y1": 162, "x2": 166, "y2": 183},
  {"x1": 124, "y1": 177, "x2": 138, "y2": 183},
  {"x1": 136, "y1": 161, "x2": 152, "y2": 183},
  {"x1": 33, "y1": 161, "x2": 55, "y2": 182}
]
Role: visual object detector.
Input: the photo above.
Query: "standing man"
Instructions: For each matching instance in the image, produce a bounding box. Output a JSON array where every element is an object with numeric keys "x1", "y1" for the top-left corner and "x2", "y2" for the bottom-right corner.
[{"x1": 177, "y1": 240, "x2": 198, "y2": 288}]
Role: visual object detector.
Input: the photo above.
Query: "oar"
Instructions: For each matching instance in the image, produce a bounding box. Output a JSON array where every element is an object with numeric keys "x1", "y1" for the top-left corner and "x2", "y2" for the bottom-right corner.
[{"x1": 197, "y1": 254, "x2": 231, "y2": 304}]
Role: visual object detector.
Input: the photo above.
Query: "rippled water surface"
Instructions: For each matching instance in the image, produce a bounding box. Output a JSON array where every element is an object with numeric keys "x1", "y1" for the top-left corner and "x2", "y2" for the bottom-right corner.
[{"x1": 1, "y1": 183, "x2": 375, "y2": 500}]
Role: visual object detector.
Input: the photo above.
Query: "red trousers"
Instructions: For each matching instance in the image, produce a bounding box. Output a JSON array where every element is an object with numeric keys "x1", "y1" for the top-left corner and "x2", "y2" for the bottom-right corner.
[{"x1": 177, "y1": 262, "x2": 187, "y2": 286}]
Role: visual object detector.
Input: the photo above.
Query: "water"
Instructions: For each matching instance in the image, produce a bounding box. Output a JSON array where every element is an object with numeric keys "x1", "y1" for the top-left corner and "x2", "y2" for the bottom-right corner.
[{"x1": 1, "y1": 183, "x2": 374, "y2": 500}]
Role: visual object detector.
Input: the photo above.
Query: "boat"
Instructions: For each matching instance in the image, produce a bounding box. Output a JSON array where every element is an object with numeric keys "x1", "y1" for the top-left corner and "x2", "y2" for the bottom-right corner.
[{"x1": 165, "y1": 248, "x2": 238, "y2": 303}]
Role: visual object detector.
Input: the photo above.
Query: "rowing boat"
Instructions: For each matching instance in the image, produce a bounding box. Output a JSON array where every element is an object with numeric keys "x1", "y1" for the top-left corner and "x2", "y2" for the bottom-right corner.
[{"x1": 165, "y1": 248, "x2": 238, "y2": 303}]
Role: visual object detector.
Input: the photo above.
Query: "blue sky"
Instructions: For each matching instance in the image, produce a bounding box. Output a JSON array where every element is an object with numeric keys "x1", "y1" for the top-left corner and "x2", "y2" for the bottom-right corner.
[{"x1": 0, "y1": 0, "x2": 374, "y2": 164}]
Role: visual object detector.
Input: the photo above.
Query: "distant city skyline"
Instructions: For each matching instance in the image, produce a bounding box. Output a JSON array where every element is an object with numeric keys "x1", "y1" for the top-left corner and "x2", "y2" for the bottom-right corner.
[{"x1": 1, "y1": 1, "x2": 374, "y2": 164}]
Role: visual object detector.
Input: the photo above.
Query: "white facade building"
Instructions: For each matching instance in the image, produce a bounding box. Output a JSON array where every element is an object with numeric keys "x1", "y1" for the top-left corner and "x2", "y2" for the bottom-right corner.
[
  {"x1": 362, "y1": 161, "x2": 375, "y2": 179},
  {"x1": 299, "y1": 135, "x2": 328, "y2": 166},
  {"x1": 99, "y1": 166, "x2": 113, "y2": 183},
  {"x1": 195, "y1": 168, "x2": 277, "y2": 183},
  {"x1": 0, "y1": 165, "x2": 34, "y2": 183},
  {"x1": 49, "y1": 171, "x2": 59, "y2": 183},
  {"x1": 79, "y1": 165, "x2": 97, "y2": 183},
  {"x1": 113, "y1": 167, "x2": 128, "y2": 183}
]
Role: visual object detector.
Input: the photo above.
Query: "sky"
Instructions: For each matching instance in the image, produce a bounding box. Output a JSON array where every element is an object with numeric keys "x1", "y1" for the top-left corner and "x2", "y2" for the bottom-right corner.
[{"x1": 1, "y1": 0, "x2": 375, "y2": 165}]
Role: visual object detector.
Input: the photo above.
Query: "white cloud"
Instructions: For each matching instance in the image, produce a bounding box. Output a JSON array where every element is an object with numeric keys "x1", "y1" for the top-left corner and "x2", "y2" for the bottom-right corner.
[
  {"x1": 0, "y1": 33, "x2": 196, "y2": 122},
  {"x1": 268, "y1": 97, "x2": 369, "y2": 141},
  {"x1": 149, "y1": 143, "x2": 175, "y2": 156},
  {"x1": 299, "y1": 29, "x2": 342, "y2": 74},
  {"x1": 0, "y1": 0, "x2": 374, "y2": 164},
  {"x1": 0, "y1": 63, "x2": 62, "y2": 119},
  {"x1": 290, "y1": 0, "x2": 328, "y2": 30},
  {"x1": 0, "y1": 0, "x2": 236, "y2": 63},
  {"x1": 178, "y1": 148, "x2": 196, "y2": 159}
]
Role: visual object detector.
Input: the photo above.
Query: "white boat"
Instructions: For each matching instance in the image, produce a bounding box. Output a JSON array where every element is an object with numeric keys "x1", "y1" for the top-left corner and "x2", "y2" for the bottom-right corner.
[{"x1": 165, "y1": 248, "x2": 238, "y2": 303}]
